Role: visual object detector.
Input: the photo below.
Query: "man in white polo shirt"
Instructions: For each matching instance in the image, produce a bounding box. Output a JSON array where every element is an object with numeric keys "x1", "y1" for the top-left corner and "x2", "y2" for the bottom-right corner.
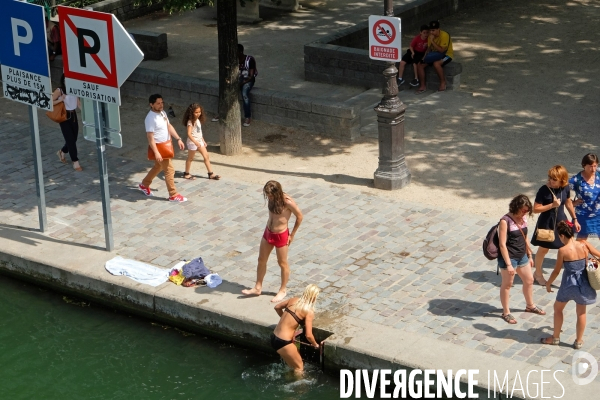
[{"x1": 139, "y1": 94, "x2": 187, "y2": 202}]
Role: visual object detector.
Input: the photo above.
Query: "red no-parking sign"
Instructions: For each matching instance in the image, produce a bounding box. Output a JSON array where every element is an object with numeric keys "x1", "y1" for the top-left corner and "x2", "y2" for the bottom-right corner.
[
  {"x1": 58, "y1": 6, "x2": 143, "y2": 105},
  {"x1": 368, "y1": 16, "x2": 401, "y2": 61}
]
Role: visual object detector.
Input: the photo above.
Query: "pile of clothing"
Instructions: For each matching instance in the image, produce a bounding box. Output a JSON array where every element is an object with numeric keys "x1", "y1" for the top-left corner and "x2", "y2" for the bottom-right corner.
[{"x1": 169, "y1": 257, "x2": 222, "y2": 288}]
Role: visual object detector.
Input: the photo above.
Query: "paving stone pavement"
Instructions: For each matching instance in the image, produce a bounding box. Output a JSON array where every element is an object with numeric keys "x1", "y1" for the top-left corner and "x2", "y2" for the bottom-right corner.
[{"x1": 1, "y1": 117, "x2": 599, "y2": 381}]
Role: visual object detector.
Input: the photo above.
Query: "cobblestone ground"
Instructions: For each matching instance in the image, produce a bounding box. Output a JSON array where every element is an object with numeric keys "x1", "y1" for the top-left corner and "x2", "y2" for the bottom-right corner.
[{"x1": 1, "y1": 117, "x2": 599, "y2": 380}]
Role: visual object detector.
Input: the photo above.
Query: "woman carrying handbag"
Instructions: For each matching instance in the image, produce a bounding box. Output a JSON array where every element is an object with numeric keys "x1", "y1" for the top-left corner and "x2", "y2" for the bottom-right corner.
[
  {"x1": 52, "y1": 74, "x2": 82, "y2": 172},
  {"x1": 531, "y1": 165, "x2": 577, "y2": 285},
  {"x1": 541, "y1": 221, "x2": 597, "y2": 349}
]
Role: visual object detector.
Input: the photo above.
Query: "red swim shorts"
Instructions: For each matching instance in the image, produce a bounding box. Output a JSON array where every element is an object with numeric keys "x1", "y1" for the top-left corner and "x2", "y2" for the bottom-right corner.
[{"x1": 263, "y1": 227, "x2": 289, "y2": 248}]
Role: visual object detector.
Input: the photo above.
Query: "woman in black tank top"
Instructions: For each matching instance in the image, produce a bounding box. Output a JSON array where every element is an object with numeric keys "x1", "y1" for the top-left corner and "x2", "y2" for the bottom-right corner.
[{"x1": 497, "y1": 195, "x2": 546, "y2": 325}]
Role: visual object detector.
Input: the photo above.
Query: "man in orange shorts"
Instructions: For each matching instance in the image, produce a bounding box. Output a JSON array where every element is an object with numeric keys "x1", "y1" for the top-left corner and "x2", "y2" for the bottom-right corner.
[{"x1": 242, "y1": 181, "x2": 303, "y2": 302}]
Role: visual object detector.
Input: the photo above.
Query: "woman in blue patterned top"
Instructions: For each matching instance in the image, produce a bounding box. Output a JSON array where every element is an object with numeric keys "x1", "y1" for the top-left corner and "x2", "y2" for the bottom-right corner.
[{"x1": 569, "y1": 153, "x2": 600, "y2": 240}]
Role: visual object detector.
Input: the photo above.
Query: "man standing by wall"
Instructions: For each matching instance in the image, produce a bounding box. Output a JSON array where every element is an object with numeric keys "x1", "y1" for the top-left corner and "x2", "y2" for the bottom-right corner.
[
  {"x1": 211, "y1": 44, "x2": 257, "y2": 127},
  {"x1": 139, "y1": 94, "x2": 188, "y2": 203}
]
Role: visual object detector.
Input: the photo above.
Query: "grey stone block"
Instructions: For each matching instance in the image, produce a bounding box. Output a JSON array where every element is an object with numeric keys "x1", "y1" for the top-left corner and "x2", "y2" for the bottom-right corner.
[
  {"x1": 128, "y1": 29, "x2": 168, "y2": 60},
  {"x1": 129, "y1": 67, "x2": 159, "y2": 85},
  {"x1": 311, "y1": 99, "x2": 358, "y2": 119},
  {"x1": 271, "y1": 92, "x2": 313, "y2": 112},
  {"x1": 191, "y1": 80, "x2": 219, "y2": 97},
  {"x1": 157, "y1": 73, "x2": 192, "y2": 91},
  {"x1": 249, "y1": 88, "x2": 273, "y2": 106}
]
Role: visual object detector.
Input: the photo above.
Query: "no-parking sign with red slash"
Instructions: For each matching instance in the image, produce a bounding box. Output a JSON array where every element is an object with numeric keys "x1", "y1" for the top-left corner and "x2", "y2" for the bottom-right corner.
[
  {"x1": 368, "y1": 15, "x2": 401, "y2": 62},
  {"x1": 58, "y1": 6, "x2": 143, "y2": 105}
]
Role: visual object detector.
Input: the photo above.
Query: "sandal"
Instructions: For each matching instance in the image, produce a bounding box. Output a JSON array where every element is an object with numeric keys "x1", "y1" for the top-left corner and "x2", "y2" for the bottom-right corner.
[
  {"x1": 502, "y1": 313, "x2": 517, "y2": 324},
  {"x1": 525, "y1": 305, "x2": 546, "y2": 315},
  {"x1": 540, "y1": 337, "x2": 560, "y2": 345},
  {"x1": 574, "y1": 341, "x2": 584, "y2": 349},
  {"x1": 533, "y1": 273, "x2": 547, "y2": 286},
  {"x1": 183, "y1": 173, "x2": 196, "y2": 180},
  {"x1": 57, "y1": 150, "x2": 67, "y2": 164},
  {"x1": 208, "y1": 172, "x2": 221, "y2": 180},
  {"x1": 415, "y1": 89, "x2": 427, "y2": 95}
]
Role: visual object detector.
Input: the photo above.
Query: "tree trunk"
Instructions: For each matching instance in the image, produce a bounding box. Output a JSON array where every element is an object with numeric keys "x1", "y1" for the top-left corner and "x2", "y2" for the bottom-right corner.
[{"x1": 217, "y1": 0, "x2": 242, "y2": 155}]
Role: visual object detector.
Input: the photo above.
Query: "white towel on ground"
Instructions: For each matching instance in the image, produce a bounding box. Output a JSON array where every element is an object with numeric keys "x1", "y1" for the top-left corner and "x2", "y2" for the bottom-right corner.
[{"x1": 105, "y1": 256, "x2": 170, "y2": 287}]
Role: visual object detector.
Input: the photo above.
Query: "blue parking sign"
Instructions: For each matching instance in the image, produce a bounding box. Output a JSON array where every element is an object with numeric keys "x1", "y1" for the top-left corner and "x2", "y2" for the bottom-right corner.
[
  {"x1": 0, "y1": 0, "x2": 49, "y2": 77},
  {"x1": 0, "y1": 0, "x2": 52, "y2": 110}
]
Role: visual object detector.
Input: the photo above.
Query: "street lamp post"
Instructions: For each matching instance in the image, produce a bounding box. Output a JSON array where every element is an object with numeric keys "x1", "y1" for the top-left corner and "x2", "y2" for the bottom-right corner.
[{"x1": 373, "y1": 0, "x2": 411, "y2": 190}]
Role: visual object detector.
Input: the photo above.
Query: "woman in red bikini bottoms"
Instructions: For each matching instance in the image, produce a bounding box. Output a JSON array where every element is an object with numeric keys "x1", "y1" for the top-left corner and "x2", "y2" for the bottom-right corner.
[{"x1": 242, "y1": 180, "x2": 303, "y2": 302}]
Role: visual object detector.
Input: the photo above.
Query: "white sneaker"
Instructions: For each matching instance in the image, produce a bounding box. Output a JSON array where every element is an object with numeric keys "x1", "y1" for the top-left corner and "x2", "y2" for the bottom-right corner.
[
  {"x1": 243, "y1": 118, "x2": 251, "y2": 127},
  {"x1": 211, "y1": 117, "x2": 219, "y2": 122}
]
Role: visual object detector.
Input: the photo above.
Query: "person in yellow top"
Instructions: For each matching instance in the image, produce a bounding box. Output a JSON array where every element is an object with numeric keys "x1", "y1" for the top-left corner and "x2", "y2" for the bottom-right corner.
[{"x1": 415, "y1": 21, "x2": 453, "y2": 94}]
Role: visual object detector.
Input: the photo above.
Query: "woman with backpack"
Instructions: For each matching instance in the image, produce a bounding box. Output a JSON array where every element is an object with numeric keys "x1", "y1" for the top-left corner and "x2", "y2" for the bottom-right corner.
[
  {"x1": 541, "y1": 221, "x2": 597, "y2": 349},
  {"x1": 531, "y1": 165, "x2": 578, "y2": 285},
  {"x1": 498, "y1": 194, "x2": 546, "y2": 324}
]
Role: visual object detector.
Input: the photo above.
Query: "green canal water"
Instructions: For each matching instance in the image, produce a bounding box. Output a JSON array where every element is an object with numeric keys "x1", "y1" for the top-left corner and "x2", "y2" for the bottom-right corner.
[{"x1": 0, "y1": 275, "x2": 339, "y2": 400}]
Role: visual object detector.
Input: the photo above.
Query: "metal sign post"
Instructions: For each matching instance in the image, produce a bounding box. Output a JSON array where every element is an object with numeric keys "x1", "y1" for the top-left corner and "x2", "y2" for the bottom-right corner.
[
  {"x1": 92, "y1": 100, "x2": 114, "y2": 251},
  {"x1": 370, "y1": 1, "x2": 411, "y2": 190},
  {"x1": 59, "y1": 5, "x2": 143, "y2": 251},
  {"x1": 28, "y1": 105, "x2": 48, "y2": 232},
  {"x1": 1, "y1": 1, "x2": 53, "y2": 231}
]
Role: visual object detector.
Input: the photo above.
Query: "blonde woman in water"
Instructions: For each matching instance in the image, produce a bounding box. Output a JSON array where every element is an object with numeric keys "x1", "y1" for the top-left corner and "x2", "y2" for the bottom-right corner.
[{"x1": 271, "y1": 284, "x2": 320, "y2": 375}]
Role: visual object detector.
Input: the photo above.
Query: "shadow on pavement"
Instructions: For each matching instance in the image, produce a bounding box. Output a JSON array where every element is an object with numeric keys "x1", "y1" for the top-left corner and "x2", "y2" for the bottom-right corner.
[
  {"x1": 473, "y1": 323, "x2": 551, "y2": 344},
  {"x1": 211, "y1": 161, "x2": 374, "y2": 188},
  {"x1": 428, "y1": 299, "x2": 497, "y2": 321},
  {"x1": 0, "y1": 224, "x2": 106, "y2": 251}
]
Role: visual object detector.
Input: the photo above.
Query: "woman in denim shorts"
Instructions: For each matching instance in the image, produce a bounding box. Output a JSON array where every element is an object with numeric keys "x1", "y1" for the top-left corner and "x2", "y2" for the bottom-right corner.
[{"x1": 498, "y1": 194, "x2": 546, "y2": 324}]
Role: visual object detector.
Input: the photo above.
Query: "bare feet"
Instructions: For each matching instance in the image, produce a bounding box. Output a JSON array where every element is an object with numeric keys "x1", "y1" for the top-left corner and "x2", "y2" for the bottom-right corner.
[
  {"x1": 241, "y1": 287, "x2": 261, "y2": 296},
  {"x1": 271, "y1": 290, "x2": 287, "y2": 303}
]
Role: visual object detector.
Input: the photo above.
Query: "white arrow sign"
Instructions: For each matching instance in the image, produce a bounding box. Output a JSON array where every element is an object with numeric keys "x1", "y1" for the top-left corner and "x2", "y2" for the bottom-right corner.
[{"x1": 58, "y1": 6, "x2": 143, "y2": 105}]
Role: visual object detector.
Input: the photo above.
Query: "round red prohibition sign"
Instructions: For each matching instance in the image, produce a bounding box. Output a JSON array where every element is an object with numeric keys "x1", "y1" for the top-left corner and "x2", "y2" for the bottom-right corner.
[{"x1": 372, "y1": 20, "x2": 396, "y2": 45}]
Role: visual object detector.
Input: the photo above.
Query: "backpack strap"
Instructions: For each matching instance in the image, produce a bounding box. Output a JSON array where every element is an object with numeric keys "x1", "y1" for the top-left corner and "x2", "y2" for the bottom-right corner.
[{"x1": 504, "y1": 214, "x2": 532, "y2": 257}]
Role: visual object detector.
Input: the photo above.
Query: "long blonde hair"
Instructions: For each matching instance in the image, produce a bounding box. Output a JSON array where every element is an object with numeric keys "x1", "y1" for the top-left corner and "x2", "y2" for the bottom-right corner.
[{"x1": 294, "y1": 284, "x2": 320, "y2": 314}]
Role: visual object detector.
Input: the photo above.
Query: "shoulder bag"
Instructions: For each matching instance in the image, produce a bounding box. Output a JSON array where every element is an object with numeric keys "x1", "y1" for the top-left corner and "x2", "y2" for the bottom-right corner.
[
  {"x1": 587, "y1": 253, "x2": 600, "y2": 291},
  {"x1": 147, "y1": 140, "x2": 174, "y2": 160},
  {"x1": 535, "y1": 186, "x2": 559, "y2": 242},
  {"x1": 46, "y1": 89, "x2": 67, "y2": 123}
]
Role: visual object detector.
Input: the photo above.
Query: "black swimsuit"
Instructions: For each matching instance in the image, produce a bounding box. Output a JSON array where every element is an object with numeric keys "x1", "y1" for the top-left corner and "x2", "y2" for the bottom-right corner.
[{"x1": 270, "y1": 307, "x2": 305, "y2": 351}]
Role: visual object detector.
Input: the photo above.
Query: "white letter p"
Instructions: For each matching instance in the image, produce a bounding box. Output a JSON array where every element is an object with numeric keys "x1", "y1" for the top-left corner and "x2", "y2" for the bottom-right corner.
[{"x1": 11, "y1": 18, "x2": 33, "y2": 57}]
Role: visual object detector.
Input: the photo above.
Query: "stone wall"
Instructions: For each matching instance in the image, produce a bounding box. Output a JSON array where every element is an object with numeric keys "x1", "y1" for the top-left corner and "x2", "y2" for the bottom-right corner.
[
  {"x1": 49, "y1": 59, "x2": 362, "y2": 141},
  {"x1": 304, "y1": 0, "x2": 477, "y2": 89}
]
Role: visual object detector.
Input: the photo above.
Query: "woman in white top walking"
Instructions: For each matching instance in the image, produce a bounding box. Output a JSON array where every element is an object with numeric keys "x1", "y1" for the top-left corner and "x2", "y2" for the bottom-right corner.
[
  {"x1": 182, "y1": 103, "x2": 220, "y2": 180},
  {"x1": 52, "y1": 74, "x2": 82, "y2": 171}
]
